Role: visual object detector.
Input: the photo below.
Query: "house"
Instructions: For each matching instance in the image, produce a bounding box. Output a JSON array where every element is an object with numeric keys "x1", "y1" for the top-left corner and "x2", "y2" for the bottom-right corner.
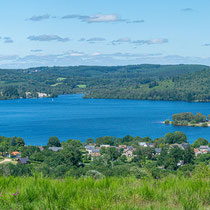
[
  {"x1": 138, "y1": 142, "x2": 148, "y2": 147},
  {"x1": 37, "y1": 92, "x2": 48, "y2": 98},
  {"x1": 85, "y1": 145, "x2": 96, "y2": 154},
  {"x1": 48, "y1": 147, "x2": 63, "y2": 152},
  {"x1": 199, "y1": 145, "x2": 209, "y2": 152},
  {"x1": 127, "y1": 146, "x2": 134, "y2": 151},
  {"x1": 90, "y1": 149, "x2": 100, "y2": 159},
  {"x1": 155, "y1": 148, "x2": 162, "y2": 155},
  {"x1": 170, "y1": 143, "x2": 189, "y2": 150},
  {"x1": 181, "y1": 143, "x2": 190, "y2": 150},
  {"x1": 118, "y1": 145, "x2": 127, "y2": 149},
  {"x1": 11, "y1": 151, "x2": 21, "y2": 158},
  {"x1": 147, "y1": 143, "x2": 154, "y2": 148},
  {"x1": 18, "y1": 158, "x2": 30, "y2": 164},
  {"x1": 100, "y1": 145, "x2": 110, "y2": 148},
  {"x1": 199, "y1": 146, "x2": 209, "y2": 152},
  {"x1": 194, "y1": 148, "x2": 201, "y2": 156},
  {"x1": 123, "y1": 150, "x2": 133, "y2": 157}
]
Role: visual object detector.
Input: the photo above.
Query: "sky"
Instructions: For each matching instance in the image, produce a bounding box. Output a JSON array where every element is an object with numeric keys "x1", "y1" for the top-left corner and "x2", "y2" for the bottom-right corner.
[{"x1": 1, "y1": 0, "x2": 210, "y2": 68}]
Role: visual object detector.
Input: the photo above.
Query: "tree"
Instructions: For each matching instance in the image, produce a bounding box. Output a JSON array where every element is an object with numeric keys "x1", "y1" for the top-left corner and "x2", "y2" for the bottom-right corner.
[
  {"x1": 64, "y1": 139, "x2": 82, "y2": 149},
  {"x1": 157, "y1": 146, "x2": 169, "y2": 166},
  {"x1": 174, "y1": 131, "x2": 187, "y2": 143},
  {"x1": 62, "y1": 145, "x2": 82, "y2": 167},
  {"x1": 165, "y1": 131, "x2": 187, "y2": 144},
  {"x1": 164, "y1": 132, "x2": 174, "y2": 144},
  {"x1": 195, "y1": 113, "x2": 206, "y2": 123},
  {"x1": 95, "y1": 136, "x2": 115, "y2": 146},
  {"x1": 85, "y1": 138, "x2": 94, "y2": 145},
  {"x1": 15, "y1": 137, "x2": 25, "y2": 147},
  {"x1": 165, "y1": 119, "x2": 170, "y2": 125},
  {"x1": 192, "y1": 138, "x2": 208, "y2": 148},
  {"x1": 47, "y1": 137, "x2": 61, "y2": 147},
  {"x1": 183, "y1": 145, "x2": 194, "y2": 164},
  {"x1": 169, "y1": 146, "x2": 184, "y2": 163},
  {"x1": 11, "y1": 138, "x2": 17, "y2": 146}
]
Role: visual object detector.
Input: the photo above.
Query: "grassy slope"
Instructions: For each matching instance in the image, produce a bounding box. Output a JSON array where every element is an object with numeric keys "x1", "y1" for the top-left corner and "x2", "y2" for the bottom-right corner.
[{"x1": 0, "y1": 176, "x2": 209, "y2": 209}]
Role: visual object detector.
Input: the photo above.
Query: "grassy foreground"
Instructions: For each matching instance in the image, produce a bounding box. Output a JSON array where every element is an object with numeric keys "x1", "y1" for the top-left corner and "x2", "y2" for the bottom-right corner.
[{"x1": 0, "y1": 175, "x2": 209, "y2": 210}]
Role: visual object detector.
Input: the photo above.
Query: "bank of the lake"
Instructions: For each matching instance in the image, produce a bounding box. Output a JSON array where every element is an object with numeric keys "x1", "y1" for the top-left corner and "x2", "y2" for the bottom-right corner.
[
  {"x1": 164, "y1": 121, "x2": 210, "y2": 127},
  {"x1": 0, "y1": 94, "x2": 209, "y2": 145}
]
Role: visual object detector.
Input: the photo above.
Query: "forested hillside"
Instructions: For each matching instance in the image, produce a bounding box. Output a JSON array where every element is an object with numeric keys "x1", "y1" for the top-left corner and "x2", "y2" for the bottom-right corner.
[
  {"x1": 0, "y1": 64, "x2": 209, "y2": 101},
  {"x1": 86, "y1": 68, "x2": 210, "y2": 101}
]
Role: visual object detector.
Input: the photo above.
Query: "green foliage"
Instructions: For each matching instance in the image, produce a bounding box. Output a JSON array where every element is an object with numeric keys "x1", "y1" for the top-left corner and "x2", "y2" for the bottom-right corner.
[
  {"x1": 0, "y1": 64, "x2": 209, "y2": 101},
  {"x1": 172, "y1": 112, "x2": 208, "y2": 126},
  {"x1": 164, "y1": 131, "x2": 187, "y2": 144},
  {"x1": 0, "y1": 175, "x2": 208, "y2": 209},
  {"x1": 164, "y1": 119, "x2": 170, "y2": 124},
  {"x1": 47, "y1": 136, "x2": 61, "y2": 147},
  {"x1": 201, "y1": 122, "x2": 208, "y2": 127},
  {"x1": 193, "y1": 138, "x2": 209, "y2": 148}
]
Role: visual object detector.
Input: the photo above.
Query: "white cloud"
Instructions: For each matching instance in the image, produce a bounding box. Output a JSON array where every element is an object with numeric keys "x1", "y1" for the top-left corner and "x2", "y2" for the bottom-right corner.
[
  {"x1": 27, "y1": 35, "x2": 70, "y2": 42},
  {"x1": 62, "y1": 13, "x2": 125, "y2": 23},
  {"x1": 27, "y1": 14, "x2": 51, "y2": 21}
]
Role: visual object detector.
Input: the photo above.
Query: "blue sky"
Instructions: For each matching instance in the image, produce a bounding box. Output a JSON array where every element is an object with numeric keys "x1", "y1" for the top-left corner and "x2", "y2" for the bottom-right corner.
[{"x1": 1, "y1": 0, "x2": 210, "y2": 68}]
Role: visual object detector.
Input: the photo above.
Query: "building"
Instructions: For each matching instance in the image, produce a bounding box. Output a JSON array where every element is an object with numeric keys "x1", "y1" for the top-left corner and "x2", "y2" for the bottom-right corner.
[
  {"x1": 100, "y1": 145, "x2": 110, "y2": 148},
  {"x1": 170, "y1": 143, "x2": 189, "y2": 150},
  {"x1": 194, "y1": 146, "x2": 209, "y2": 156},
  {"x1": 155, "y1": 148, "x2": 162, "y2": 155},
  {"x1": 48, "y1": 147, "x2": 63, "y2": 152},
  {"x1": 90, "y1": 149, "x2": 101, "y2": 159},
  {"x1": 37, "y1": 92, "x2": 48, "y2": 98},
  {"x1": 123, "y1": 150, "x2": 133, "y2": 157},
  {"x1": 85, "y1": 145, "x2": 96, "y2": 154},
  {"x1": 199, "y1": 145, "x2": 209, "y2": 152},
  {"x1": 127, "y1": 146, "x2": 134, "y2": 151},
  {"x1": 18, "y1": 158, "x2": 30, "y2": 164},
  {"x1": 118, "y1": 145, "x2": 127, "y2": 149},
  {"x1": 138, "y1": 142, "x2": 148, "y2": 147},
  {"x1": 11, "y1": 151, "x2": 21, "y2": 158}
]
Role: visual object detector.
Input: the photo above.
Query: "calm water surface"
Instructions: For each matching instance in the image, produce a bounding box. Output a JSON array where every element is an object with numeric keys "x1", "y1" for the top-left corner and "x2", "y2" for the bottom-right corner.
[{"x1": 0, "y1": 94, "x2": 209, "y2": 145}]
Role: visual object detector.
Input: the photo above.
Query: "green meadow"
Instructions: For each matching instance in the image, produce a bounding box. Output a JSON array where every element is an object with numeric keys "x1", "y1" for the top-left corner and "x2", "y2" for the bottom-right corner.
[{"x1": 0, "y1": 175, "x2": 209, "y2": 210}]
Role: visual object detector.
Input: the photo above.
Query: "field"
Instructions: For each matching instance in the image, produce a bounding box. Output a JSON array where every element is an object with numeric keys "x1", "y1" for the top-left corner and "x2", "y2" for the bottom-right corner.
[{"x1": 0, "y1": 175, "x2": 209, "y2": 209}]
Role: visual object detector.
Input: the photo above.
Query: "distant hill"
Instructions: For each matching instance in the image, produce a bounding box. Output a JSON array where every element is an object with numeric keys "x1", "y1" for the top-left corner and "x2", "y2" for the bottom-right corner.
[{"x1": 0, "y1": 64, "x2": 209, "y2": 101}]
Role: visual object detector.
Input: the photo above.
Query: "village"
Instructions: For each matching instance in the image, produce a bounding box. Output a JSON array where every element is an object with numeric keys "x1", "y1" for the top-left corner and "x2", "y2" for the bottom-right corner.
[{"x1": 1, "y1": 140, "x2": 209, "y2": 167}]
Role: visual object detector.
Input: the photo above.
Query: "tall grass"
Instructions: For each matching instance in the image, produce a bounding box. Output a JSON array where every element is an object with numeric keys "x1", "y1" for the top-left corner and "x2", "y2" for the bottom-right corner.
[{"x1": 0, "y1": 175, "x2": 209, "y2": 209}]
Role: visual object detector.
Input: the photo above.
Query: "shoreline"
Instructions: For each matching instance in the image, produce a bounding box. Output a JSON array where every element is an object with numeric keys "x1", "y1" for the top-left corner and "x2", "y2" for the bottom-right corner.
[
  {"x1": 0, "y1": 93, "x2": 210, "y2": 103},
  {"x1": 163, "y1": 121, "x2": 210, "y2": 127}
]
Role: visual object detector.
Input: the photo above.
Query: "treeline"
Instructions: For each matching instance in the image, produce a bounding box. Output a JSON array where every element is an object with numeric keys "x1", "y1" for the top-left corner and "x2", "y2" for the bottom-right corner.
[
  {"x1": 0, "y1": 64, "x2": 209, "y2": 101},
  {"x1": 0, "y1": 132, "x2": 209, "y2": 179}
]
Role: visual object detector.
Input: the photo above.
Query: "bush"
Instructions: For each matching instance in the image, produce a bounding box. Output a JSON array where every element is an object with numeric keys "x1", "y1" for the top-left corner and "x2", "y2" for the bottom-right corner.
[
  {"x1": 201, "y1": 122, "x2": 208, "y2": 127},
  {"x1": 85, "y1": 170, "x2": 105, "y2": 179},
  {"x1": 164, "y1": 120, "x2": 170, "y2": 125}
]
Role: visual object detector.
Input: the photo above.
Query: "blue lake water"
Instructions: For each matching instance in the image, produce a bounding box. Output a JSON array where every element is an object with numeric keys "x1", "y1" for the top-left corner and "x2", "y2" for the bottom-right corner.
[{"x1": 0, "y1": 94, "x2": 209, "y2": 145}]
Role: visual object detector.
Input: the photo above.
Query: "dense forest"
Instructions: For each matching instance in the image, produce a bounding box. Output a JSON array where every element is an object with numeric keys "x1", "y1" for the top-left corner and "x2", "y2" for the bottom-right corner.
[{"x1": 0, "y1": 64, "x2": 209, "y2": 101}]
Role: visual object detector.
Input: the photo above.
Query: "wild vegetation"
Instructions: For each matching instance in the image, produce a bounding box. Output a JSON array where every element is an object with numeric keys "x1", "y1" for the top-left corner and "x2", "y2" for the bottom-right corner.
[
  {"x1": 0, "y1": 64, "x2": 209, "y2": 101},
  {"x1": 0, "y1": 173, "x2": 209, "y2": 209},
  {"x1": 0, "y1": 132, "x2": 209, "y2": 209},
  {"x1": 165, "y1": 112, "x2": 210, "y2": 127}
]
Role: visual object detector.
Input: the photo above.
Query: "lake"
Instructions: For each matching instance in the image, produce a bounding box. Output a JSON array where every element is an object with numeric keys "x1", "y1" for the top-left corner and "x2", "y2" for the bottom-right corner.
[{"x1": 0, "y1": 94, "x2": 209, "y2": 145}]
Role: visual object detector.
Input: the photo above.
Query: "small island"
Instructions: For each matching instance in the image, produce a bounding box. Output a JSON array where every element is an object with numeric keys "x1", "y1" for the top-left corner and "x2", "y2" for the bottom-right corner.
[{"x1": 165, "y1": 112, "x2": 210, "y2": 127}]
